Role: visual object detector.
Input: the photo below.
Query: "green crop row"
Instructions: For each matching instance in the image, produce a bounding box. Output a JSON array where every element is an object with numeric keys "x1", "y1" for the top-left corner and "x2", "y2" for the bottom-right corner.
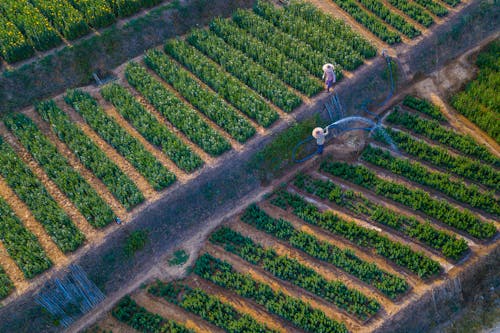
[
  {"x1": 330, "y1": 0, "x2": 402, "y2": 44},
  {"x1": 0, "y1": 14, "x2": 34, "y2": 63},
  {"x1": 30, "y1": 0, "x2": 89, "y2": 40},
  {"x1": 211, "y1": 227, "x2": 380, "y2": 320},
  {"x1": 271, "y1": 190, "x2": 442, "y2": 278},
  {"x1": 149, "y1": 280, "x2": 277, "y2": 333},
  {"x1": 164, "y1": 39, "x2": 279, "y2": 127},
  {"x1": 0, "y1": 196, "x2": 52, "y2": 279},
  {"x1": 285, "y1": 1, "x2": 377, "y2": 59},
  {"x1": 144, "y1": 49, "x2": 256, "y2": 143},
  {"x1": 65, "y1": 89, "x2": 177, "y2": 189},
  {"x1": 450, "y1": 41, "x2": 500, "y2": 145},
  {"x1": 112, "y1": 296, "x2": 193, "y2": 333},
  {"x1": 100, "y1": 83, "x2": 202, "y2": 173},
  {"x1": 68, "y1": 0, "x2": 116, "y2": 28},
  {"x1": 294, "y1": 173, "x2": 468, "y2": 260},
  {"x1": 386, "y1": 0, "x2": 434, "y2": 27},
  {"x1": 357, "y1": 0, "x2": 421, "y2": 38},
  {"x1": 362, "y1": 146, "x2": 500, "y2": 216},
  {"x1": 254, "y1": 0, "x2": 364, "y2": 71},
  {"x1": 124, "y1": 62, "x2": 231, "y2": 156},
  {"x1": 386, "y1": 108, "x2": 500, "y2": 167},
  {"x1": 232, "y1": 9, "x2": 331, "y2": 78},
  {"x1": 209, "y1": 18, "x2": 323, "y2": 97},
  {"x1": 321, "y1": 160, "x2": 497, "y2": 239},
  {"x1": 413, "y1": 0, "x2": 448, "y2": 16},
  {"x1": 36, "y1": 100, "x2": 144, "y2": 210},
  {"x1": 0, "y1": 137, "x2": 84, "y2": 252},
  {"x1": 241, "y1": 204, "x2": 409, "y2": 299},
  {"x1": 0, "y1": 266, "x2": 14, "y2": 300},
  {"x1": 442, "y1": 0, "x2": 460, "y2": 7},
  {"x1": 385, "y1": 128, "x2": 500, "y2": 191},
  {"x1": 402, "y1": 95, "x2": 446, "y2": 120},
  {"x1": 195, "y1": 253, "x2": 348, "y2": 333},
  {"x1": 5, "y1": 113, "x2": 115, "y2": 229},
  {"x1": 0, "y1": 0, "x2": 61, "y2": 51},
  {"x1": 187, "y1": 29, "x2": 302, "y2": 112}
]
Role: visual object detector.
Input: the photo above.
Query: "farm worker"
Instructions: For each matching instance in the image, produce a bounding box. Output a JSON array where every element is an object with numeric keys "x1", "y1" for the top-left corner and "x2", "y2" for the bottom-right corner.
[
  {"x1": 312, "y1": 127, "x2": 329, "y2": 155},
  {"x1": 322, "y1": 63, "x2": 336, "y2": 92}
]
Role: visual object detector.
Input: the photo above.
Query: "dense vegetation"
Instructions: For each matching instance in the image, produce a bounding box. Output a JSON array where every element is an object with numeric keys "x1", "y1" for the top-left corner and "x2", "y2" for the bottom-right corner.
[
  {"x1": 124, "y1": 62, "x2": 231, "y2": 156},
  {"x1": 386, "y1": 0, "x2": 434, "y2": 27},
  {"x1": 362, "y1": 145, "x2": 500, "y2": 216},
  {"x1": 149, "y1": 280, "x2": 277, "y2": 333},
  {"x1": 65, "y1": 89, "x2": 176, "y2": 190},
  {"x1": 0, "y1": 197, "x2": 52, "y2": 279},
  {"x1": 144, "y1": 49, "x2": 256, "y2": 143},
  {"x1": 211, "y1": 227, "x2": 380, "y2": 320},
  {"x1": 0, "y1": 137, "x2": 84, "y2": 252},
  {"x1": 386, "y1": 108, "x2": 500, "y2": 167},
  {"x1": 412, "y1": 0, "x2": 448, "y2": 17},
  {"x1": 100, "y1": 83, "x2": 202, "y2": 173},
  {"x1": 294, "y1": 173, "x2": 469, "y2": 260},
  {"x1": 270, "y1": 191, "x2": 442, "y2": 278},
  {"x1": 195, "y1": 253, "x2": 348, "y2": 333},
  {"x1": 36, "y1": 100, "x2": 144, "y2": 210},
  {"x1": 5, "y1": 113, "x2": 115, "y2": 229},
  {"x1": 321, "y1": 160, "x2": 497, "y2": 239},
  {"x1": 0, "y1": 266, "x2": 14, "y2": 300},
  {"x1": 402, "y1": 95, "x2": 446, "y2": 121},
  {"x1": 112, "y1": 296, "x2": 193, "y2": 333},
  {"x1": 241, "y1": 204, "x2": 409, "y2": 298},
  {"x1": 450, "y1": 41, "x2": 500, "y2": 144}
]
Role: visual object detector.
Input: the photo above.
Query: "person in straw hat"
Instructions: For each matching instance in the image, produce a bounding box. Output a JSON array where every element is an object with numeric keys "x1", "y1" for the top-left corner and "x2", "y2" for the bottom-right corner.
[
  {"x1": 312, "y1": 126, "x2": 329, "y2": 155},
  {"x1": 322, "y1": 63, "x2": 336, "y2": 93}
]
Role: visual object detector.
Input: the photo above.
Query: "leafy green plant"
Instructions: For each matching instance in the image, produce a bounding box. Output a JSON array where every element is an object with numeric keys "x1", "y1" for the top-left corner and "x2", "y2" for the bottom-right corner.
[
  {"x1": 68, "y1": 0, "x2": 116, "y2": 29},
  {"x1": 412, "y1": 0, "x2": 448, "y2": 17},
  {"x1": 386, "y1": 0, "x2": 434, "y2": 27},
  {"x1": 0, "y1": 266, "x2": 14, "y2": 300},
  {"x1": 0, "y1": 15, "x2": 34, "y2": 63},
  {"x1": 402, "y1": 95, "x2": 445, "y2": 121},
  {"x1": 168, "y1": 250, "x2": 189, "y2": 266},
  {"x1": 123, "y1": 230, "x2": 148, "y2": 257}
]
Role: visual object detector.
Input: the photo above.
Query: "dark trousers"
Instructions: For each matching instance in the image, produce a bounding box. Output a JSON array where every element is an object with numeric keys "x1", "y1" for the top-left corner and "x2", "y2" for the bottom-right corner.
[{"x1": 317, "y1": 144, "x2": 324, "y2": 154}]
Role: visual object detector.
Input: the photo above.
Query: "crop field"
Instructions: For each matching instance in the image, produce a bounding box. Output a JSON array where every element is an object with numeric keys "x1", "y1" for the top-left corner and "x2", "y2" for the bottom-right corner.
[
  {"x1": 0, "y1": 0, "x2": 497, "y2": 331},
  {"x1": 100, "y1": 92, "x2": 499, "y2": 333}
]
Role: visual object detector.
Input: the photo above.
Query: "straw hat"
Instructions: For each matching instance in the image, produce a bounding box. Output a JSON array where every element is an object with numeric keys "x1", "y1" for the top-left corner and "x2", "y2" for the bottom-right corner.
[{"x1": 322, "y1": 63, "x2": 335, "y2": 71}]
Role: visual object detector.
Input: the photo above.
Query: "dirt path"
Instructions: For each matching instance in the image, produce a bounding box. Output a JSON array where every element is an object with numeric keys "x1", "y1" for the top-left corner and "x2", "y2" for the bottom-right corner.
[
  {"x1": 185, "y1": 275, "x2": 295, "y2": 333},
  {"x1": 133, "y1": 290, "x2": 223, "y2": 333},
  {"x1": 94, "y1": 314, "x2": 139, "y2": 333}
]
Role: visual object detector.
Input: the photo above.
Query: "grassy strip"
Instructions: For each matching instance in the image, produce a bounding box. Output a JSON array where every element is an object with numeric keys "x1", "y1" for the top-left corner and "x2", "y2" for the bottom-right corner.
[
  {"x1": 165, "y1": 39, "x2": 278, "y2": 127},
  {"x1": 100, "y1": 83, "x2": 202, "y2": 173},
  {"x1": 65, "y1": 89, "x2": 177, "y2": 189},
  {"x1": 144, "y1": 49, "x2": 256, "y2": 143},
  {"x1": 211, "y1": 227, "x2": 380, "y2": 320},
  {"x1": 195, "y1": 253, "x2": 348, "y2": 333},
  {"x1": 36, "y1": 100, "x2": 144, "y2": 209},
  {"x1": 5, "y1": 113, "x2": 114, "y2": 228},
  {"x1": 149, "y1": 280, "x2": 278, "y2": 333}
]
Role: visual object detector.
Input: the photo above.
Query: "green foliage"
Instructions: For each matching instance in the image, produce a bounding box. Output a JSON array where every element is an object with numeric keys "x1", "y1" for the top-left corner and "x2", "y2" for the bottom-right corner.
[
  {"x1": 149, "y1": 280, "x2": 277, "y2": 332},
  {"x1": 241, "y1": 204, "x2": 409, "y2": 298},
  {"x1": 36, "y1": 100, "x2": 144, "y2": 210},
  {"x1": 402, "y1": 95, "x2": 446, "y2": 121},
  {"x1": 100, "y1": 83, "x2": 202, "y2": 173},
  {"x1": 5, "y1": 113, "x2": 114, "y2": 229},
  {"x1": 329, "y1": 0, "x2": 401, "y2": 44},
  {"x1": 123, "y1": 230, "x2": 148, "y2": 257},
  {"x1": 385, "y1": 128, "x2": 500, "y2": 191},
  {"x1": 386, "y1": 108, "x2": 500, "y2": 167},
  {"x1": 187, "y1": 29, "x2": 302, "y2": 113},
  {"x1": 194, "y1": 253, "x2": 348, "y2": 333},
  {"x1": 65, "y1": 89, "x2": 176, "y2": 190},
  {"x1": 124, "y1": 62, "x2": 231, "y2": 156},
  {"x1": 412, "y1": 0, "x2": 448, "y2": 17},
  {"x1": 211, "y1": 227, "x2": 380, "y2": 320},
  {"x1": 164, "y1": 39, "x2": 278, "y2": 127},
  {"x1": 69, "y1": 0, "x2": 116, "y2": 29},
  {"x1": 254, "y1": 0, "x2": 363, "y2": 71},
  {"x1": 270, "y1": 190, "x2": 442, "y2": 278},
  {"x1": 0, "y1": 136, "x2": 84, "y2": 252},
  {"x1": 294, "y1": 173, "x2": 469, "y2": 260},
  {"x1": 168, "y1": 250, "x2": 189, "y2": 266},
  {"x1": 209, "y1": 17, "x2": 323, "y2": 97},
  {"x1": 362, "y1": 145, "x2": 500, "y2": 216},
  {"x1": 0, "y1": 14, "x2": 34, "y2": 63},
  {"x1": 144, "y1": 49, "x2": 256, "y2": 143},
  {"x1": 321, "y1": 160, "x2": 497, "y2": 239},
  {"x1": 386, "y1": 0, "x2": 434, "y2": 27},
  {"x1": 357, "y1": 0, "x2": 421, "y2": 38},
  {"x1": 112, "y1": 296, "x2": 193, "y2": 332},
  {"x1": 0, "y1": 265, "x2": 14, "y2": 300},
  {"x1": 0, "y1": 197, "x2": 52, "y2": 278}
]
